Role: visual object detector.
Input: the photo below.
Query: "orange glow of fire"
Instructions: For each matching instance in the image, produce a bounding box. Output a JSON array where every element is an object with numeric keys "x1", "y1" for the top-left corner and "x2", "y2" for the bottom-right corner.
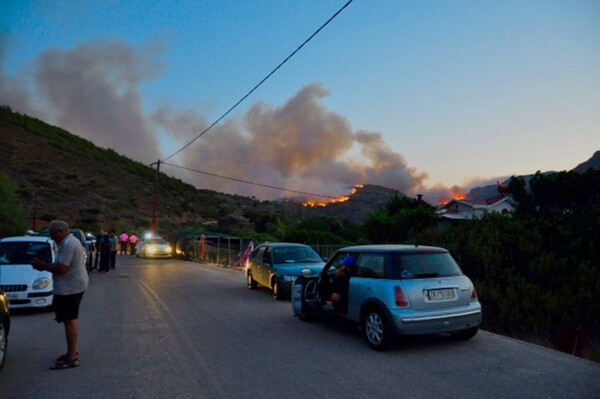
[
  {"x1": 438, "y1": 189, "x2": 467, "y2": 206},
  {"x1": 303, "y1": 185, "x2": 363, "y2": 208}
]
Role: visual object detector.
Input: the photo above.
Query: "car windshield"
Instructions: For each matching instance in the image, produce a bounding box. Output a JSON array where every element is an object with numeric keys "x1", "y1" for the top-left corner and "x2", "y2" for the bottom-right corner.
[
  {"x1": 146, "y1": 237, "x2": 167, "y2": 245},
  {"x1": 0, "y1": 241, "x2": 52, "y2": 265},
  {"x1": 272, "y1": 246, "x2": 322, "y2": 264},
  {"x1": 389, "y1": 252, "x2": 463, "y2": 279}
]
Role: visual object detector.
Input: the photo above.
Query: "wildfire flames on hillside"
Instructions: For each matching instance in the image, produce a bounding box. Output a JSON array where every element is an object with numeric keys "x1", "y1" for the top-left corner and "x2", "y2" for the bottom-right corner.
[{"x1": 303, "y1": 184, "x2": 364, "y2": 208}]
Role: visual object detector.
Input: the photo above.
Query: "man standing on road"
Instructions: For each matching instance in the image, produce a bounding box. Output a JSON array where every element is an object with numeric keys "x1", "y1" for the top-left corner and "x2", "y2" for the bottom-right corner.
[
  {"x1": 119, "y1": 231, "x2": 129, "y2": 255},
  {"x1": 31, "y1": 220, "x2": 89, "y2": 370}
]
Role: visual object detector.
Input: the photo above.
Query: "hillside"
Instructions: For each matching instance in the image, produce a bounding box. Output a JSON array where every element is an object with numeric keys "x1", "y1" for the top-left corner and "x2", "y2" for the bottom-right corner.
[
  {"x1": 0, "y1": 106, "x2": 276, "y2": 234},
  {"x1": 573, "y1": 150, "x2": 600, "y2": 173},
  {"x1": 467, "y1": 151, "x2": 600, "y2": 201},
  {"x1": 0, "y1": 106, "x2": 397, "y2": 235}
]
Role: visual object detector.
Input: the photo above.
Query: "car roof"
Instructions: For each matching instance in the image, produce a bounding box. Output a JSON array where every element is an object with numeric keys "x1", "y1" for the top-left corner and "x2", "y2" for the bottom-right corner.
[
  {"x1": 0, "y1": 236, "x2": 54, "y2": 244},
  {"x1": 339, "y1": 244, "x2": 448, "y2": 254},
  {"x1": 259, "y1": 242, "x2": 312, "y2": 248}
]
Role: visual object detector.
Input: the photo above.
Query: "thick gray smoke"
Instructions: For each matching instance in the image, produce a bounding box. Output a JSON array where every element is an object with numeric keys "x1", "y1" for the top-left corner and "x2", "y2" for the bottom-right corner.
[
  {"x1": 155, "y1": 83, "x2": 429, "y2": 200},
  {"x1": 1, "y1": 39, "x2": 165, "y2": 164},
  {"x1": 2, "y1": 39, "x2": 463, "y2": 203}
]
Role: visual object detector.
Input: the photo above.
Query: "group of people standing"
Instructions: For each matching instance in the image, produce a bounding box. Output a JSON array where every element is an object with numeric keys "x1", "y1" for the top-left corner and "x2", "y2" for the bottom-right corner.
[
  {"x1": 92, "y1": 231, "x2": 138, "y2": 273},
  {"x1": 118, "y1": 232, "x2": 139, "y2": 255}
]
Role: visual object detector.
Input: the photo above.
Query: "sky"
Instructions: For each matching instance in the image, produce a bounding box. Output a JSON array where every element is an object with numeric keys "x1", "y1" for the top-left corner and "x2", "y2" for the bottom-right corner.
[{"x1": 1, "y1": 0, "x2": 599, "y2": 205}]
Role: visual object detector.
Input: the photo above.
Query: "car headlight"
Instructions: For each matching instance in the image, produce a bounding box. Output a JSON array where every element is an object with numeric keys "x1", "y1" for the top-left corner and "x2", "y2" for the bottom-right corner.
[
  {"x1": 33, "y1": 277, "x2": 51, "y2": 290},
  {"x1": 282, "y1": 275, "x2": 296, "y2": 282},
  {"x1": 147, "y1": 245, "x2": 157, "y2": 254}
]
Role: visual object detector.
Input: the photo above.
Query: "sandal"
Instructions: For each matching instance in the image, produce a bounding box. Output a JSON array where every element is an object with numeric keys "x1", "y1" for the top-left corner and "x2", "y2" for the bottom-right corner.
[
  {"x1": 50, "y1": 357, "x2": 80, "y2": 370},
  {"x1": 56, "y1": 352, "x2": 79, "y2": 362}
]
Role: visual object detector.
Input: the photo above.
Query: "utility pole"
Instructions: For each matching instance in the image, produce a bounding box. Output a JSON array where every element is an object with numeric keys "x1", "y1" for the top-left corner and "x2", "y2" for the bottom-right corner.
[
  {"x1": 151, "y1": 160, "x2": 160, "y2": 236},
  {"x1": 31, "y1": 191, "x2": 37, "y2": 232}
]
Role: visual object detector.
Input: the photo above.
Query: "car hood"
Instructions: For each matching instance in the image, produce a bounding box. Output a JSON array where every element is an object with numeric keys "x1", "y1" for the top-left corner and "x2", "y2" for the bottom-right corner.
[
  {"x1": 0, "y1": 265, "x2": 53, "y2": 285},
  {"x1": 274, "y1": 263, "x2": 325, "y2": 277}
]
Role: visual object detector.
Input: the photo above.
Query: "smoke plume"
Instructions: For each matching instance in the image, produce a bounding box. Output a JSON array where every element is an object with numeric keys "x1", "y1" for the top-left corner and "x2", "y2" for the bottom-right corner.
[{"x1": 2, "y1": 39, "x2": 466, "y2": 204}]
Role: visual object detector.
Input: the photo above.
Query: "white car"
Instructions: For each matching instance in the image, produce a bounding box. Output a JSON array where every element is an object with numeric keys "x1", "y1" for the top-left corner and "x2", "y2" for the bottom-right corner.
[
  {"x1": 0, "y1": 236, "x2": 56, "y2": 309},
  {"x1": 136, "y1": 236, "x2": 172, "y2": 259}
]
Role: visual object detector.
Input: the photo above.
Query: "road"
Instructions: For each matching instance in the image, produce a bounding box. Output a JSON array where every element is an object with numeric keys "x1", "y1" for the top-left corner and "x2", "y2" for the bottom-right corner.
[{"x1": 1, "y1": 255, "x2": 598, "y2": 398}]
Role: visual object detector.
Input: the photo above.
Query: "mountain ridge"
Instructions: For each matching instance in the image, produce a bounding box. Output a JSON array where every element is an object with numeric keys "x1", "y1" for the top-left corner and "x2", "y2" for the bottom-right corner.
[
  {"x1": 2, "y1": 106, "x2": 598, "y2": 234},
  {"x1": 0, "y1": 106, "x2": 400, "y2": 233}
]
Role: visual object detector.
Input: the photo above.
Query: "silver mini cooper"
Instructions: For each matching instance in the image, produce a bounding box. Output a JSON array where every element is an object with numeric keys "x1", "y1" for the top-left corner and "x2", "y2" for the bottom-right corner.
[{"x1": 292, "y1": 244, "x2": 482, "y2": 351}]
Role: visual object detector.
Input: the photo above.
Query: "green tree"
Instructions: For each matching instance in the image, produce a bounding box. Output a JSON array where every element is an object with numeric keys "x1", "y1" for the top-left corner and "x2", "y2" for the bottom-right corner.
[
  {"x1": 362, "y1": 195, "x2": 436, "y2": 243},
  {"x1": 0, "y1": 173, "x2": 28, "y2": 237}
]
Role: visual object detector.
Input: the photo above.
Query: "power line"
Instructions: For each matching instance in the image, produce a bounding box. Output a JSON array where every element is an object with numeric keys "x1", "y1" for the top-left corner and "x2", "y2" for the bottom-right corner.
[
  {"x1": 162, "y1": 0, "x2": 354, "y2": 162},
  {"x1": 161, "y1": 161, "x2": 347, "y2": 200}
]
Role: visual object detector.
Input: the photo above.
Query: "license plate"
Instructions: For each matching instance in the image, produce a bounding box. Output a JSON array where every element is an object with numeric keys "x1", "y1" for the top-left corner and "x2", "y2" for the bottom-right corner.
[
  {"x1": 6, "y1": 293, "x2": 19, "y2": 300},
  {"x1": 428, "y1": 288, "x2": 455, "y2": 300}
]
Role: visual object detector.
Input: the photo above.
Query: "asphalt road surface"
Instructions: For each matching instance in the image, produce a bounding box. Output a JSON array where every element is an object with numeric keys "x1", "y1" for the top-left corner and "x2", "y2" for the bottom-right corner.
[{"x1": 1, "y1": 255, "x2": 598, "y2": 398}]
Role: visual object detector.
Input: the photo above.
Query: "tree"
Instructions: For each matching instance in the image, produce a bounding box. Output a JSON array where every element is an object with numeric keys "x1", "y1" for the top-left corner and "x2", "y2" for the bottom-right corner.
[
  {"x1": 362, "y1": 195, "x2": 436, "y2": 243},
  {"x1": 0, "y1": 173, "x2": 28, "y2": 237}
]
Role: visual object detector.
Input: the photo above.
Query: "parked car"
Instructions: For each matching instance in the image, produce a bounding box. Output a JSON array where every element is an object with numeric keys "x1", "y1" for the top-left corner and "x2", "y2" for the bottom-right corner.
[
  {"x1": 292, "y1": 244, "x2": 482, "y2": 351},
  {"x1": 85, "y1": 233, "x2": 96, "y2": 252},
  {"x1": 0, "y1": 236, "x2": 56, "y2": 310},
  {"x1": 0, "y1": 287, "x2": 9, "y2": 369},
  {"x1": 246, "y1": 243, "x2": 325, "y2": 300},
  {"x1": 38, "y1": 228, "x2": 92, "y2": 271},
  {"x1": 136, "y1": 236, "x2": 172, "y2": 259}
]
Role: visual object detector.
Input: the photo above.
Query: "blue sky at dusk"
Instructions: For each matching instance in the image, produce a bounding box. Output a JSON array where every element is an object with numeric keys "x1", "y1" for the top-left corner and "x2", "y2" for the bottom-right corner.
[{"x1": 1, "y1": 1, "x2": 599, "y2": 203}]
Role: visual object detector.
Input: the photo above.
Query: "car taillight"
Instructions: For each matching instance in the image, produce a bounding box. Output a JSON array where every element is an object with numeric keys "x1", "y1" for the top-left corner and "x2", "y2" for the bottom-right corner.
[
  {"x1": 471, "y1": 286, "x2": 478, "y2": 301},
  {"x1": 395, "y1": 286, "x2": 409, "y2": 307}
]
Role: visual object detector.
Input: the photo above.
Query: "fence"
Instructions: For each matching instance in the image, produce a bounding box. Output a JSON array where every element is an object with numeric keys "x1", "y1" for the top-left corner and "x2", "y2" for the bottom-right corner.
[{"x1": 176, "y1": 235, "x2": 345, "y2": 267}]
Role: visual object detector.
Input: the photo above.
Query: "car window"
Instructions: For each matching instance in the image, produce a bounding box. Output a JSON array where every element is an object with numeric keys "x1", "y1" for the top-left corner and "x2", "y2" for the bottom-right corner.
[
  {"x1": 272, "y1": 246, "x2": 322, "y2": 264},
  {"x1": 251, "y1": 246, "x2": 266, "y2": 262},
  {"x1": 324, "y1": 252, "x2": 353, "y2": 275},
  {"x1": 389, "y1": 252, "x2": 463, "y2": 279},
  {"x1": 0, "y1": 242, "x2": 52, "y2": 265},
  {"x1": 263, "y1": 247, "x2": 272, "y2": 263},
  {"x1": 355, "y1": 254, "x2": 385, "y2": 278}
]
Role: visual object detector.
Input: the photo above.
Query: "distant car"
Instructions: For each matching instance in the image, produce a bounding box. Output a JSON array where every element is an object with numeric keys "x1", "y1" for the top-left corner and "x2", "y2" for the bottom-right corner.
[
  {"x1": 292, "y1": 245, "x2": 482, "y2": 351},
  {"x1": 38, "y1": 228, "x2": 92, "y2": 271},
  {"x1": 136, "y1": 236, "x2": 172, "y2": 259},
  {"x1": 0, "y1": 287, "x2": 9, "y2": 369},
  {"x1": 246, "y1": 243, "x2": 325, "y2": 300},
  {"x1": 0, "y1": 236, "x2": 56, "y2": 310},
  {"x1": 85, "y1": 233, "x2": 96, "y2": 251}
]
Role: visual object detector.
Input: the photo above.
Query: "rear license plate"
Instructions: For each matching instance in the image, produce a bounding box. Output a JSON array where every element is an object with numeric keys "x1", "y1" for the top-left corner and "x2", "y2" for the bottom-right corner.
[{"x1": 428, "y1": 288, "x2": 455, "y2": 300}]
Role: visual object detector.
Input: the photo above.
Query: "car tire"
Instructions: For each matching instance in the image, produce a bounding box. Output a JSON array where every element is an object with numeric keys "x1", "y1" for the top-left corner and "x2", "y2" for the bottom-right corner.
[
  {"x1": 247, "y1": 273, "x2": 257, "y2": 289},
  {"x1": 0, "y1": 320, "x2": 8, "y2": 369},
  {"x1": 363, "y1": 308, "x2": 393, "y2": 351},
  {"x1": 451, "y1": 327, "x2": 479, "y2": 340},
  {"x1": 272, "y1": 279, "x2": 283, "y2": 300}
]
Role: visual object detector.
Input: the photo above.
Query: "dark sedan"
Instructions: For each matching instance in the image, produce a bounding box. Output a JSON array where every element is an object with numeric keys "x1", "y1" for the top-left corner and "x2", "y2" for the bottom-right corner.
[{"x1": 246, "y1": 243, "x2": 325, "y2": 300}]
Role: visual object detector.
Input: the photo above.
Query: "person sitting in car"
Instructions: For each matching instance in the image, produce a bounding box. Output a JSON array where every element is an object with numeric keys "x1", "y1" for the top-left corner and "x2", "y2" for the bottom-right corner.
[{"x1": 324, "y1": 256, "x2": 356, "y2": 311}]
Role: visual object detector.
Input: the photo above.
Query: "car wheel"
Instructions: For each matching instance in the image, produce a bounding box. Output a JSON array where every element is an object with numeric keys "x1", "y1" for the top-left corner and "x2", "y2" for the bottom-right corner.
[
  {"x1": 451, "y1": 327, "x2": 479, "y2": 340},
  {"x1": 272, "y1": 279, "x2": 283, "y2": 300},
  {"x1": 247, "y1": 273, "x2": 257, "y2": 289},
  {"x1": 0, "y1": 321, "x2": 8, "y2": 369},
  {"x1": 363, "y1": 308, "x2": 393, "y2": 351}
]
